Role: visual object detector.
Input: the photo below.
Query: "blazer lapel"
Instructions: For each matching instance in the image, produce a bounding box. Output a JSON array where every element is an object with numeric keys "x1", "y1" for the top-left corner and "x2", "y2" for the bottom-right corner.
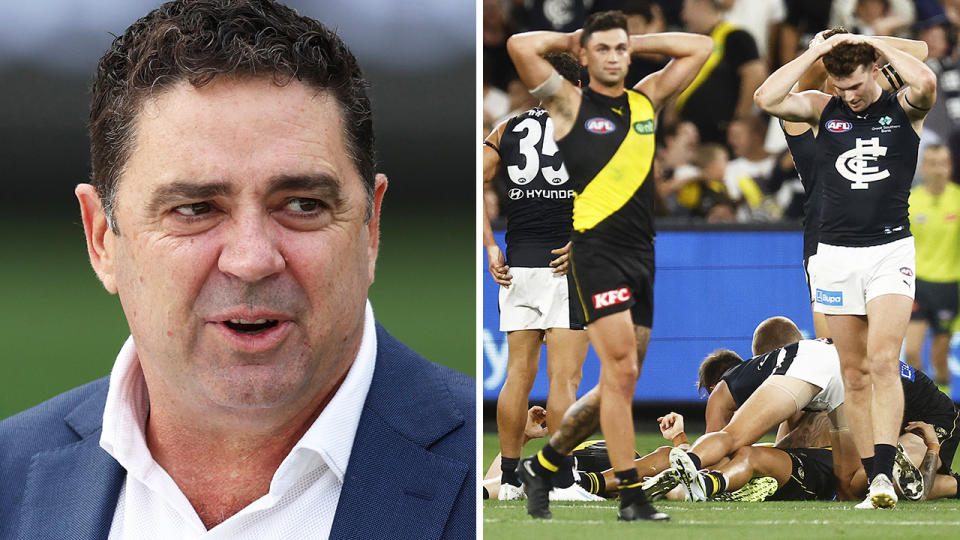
[
  {"x1": 330, "y1": 326, "x2": 469, "y2": 540},
  {"x1": 15, "y1": 387, "x2": 125, "y2": 540}
]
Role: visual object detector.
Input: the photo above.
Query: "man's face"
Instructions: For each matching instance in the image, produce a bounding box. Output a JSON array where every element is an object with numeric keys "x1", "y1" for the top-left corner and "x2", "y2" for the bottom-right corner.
[
  {"x1": 79, "y1": 77, "x2": 385, "y2": 413},
  {"x1": 580, "y1": 28, "x2": 630, "y2": 87},
  {"x1": 829, "y1": 64, "x2": 879, "y2": 112},
  {"x1": 681, "y1": 0, "x2": 711, "y2": 34},
  {"x1": 921, "y1": 146, "x2": 953, "y2": 185}
]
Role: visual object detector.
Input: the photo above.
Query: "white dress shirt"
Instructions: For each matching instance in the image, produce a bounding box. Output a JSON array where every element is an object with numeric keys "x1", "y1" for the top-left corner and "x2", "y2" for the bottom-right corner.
[{"x1": 101, "y1": 302, "x2": 377, "y2": 539}]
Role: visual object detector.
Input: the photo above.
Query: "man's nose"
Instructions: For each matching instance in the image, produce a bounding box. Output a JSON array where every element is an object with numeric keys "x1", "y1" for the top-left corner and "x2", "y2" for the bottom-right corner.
[{"x1": 218, "y1": 213, "x2": 285, "y2": 282}]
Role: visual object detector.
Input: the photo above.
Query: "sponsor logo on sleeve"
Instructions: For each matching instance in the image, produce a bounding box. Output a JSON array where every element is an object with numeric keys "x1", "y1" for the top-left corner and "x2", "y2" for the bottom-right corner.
[
  {"x1": 633, "y1": 119, "x2": 655, "y2": 134},
  {"x1": 899, "y1": 361, "x2": 916, "y2": 382},
  {"x1": 815, "y1": 289, "x2": 843, "y2": 306},
  {"x1": 825, "y1": 119, "x2": 853, "y2": 133},
  {"x1": 592, "y1": 287, "x2": 632, "y2": 309},
  {"x1": 585, "y1": 117, "x2": 616, "y2": 134}
]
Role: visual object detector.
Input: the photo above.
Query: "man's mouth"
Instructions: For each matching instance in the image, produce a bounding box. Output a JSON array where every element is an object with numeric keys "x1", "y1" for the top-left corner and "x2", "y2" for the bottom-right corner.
[{"x1": 223, "y1": 318, "x2": 280, "y2": 334}]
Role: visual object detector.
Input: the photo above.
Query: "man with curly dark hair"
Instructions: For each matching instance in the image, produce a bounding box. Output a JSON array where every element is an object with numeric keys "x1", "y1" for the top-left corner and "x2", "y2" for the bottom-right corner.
[
  {"x1": 755, "y1": 30, "x2": 937, "y2": 510},
  {"x1": 0, "y1": 2, "x2": 474, "y2": 538}
]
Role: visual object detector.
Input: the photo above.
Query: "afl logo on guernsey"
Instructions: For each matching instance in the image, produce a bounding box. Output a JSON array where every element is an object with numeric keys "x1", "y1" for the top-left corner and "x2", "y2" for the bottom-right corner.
[
  {"x1": 585, "y1": 117, "x2": 616, "y2": 134},
  {"x1": 826, "y1": 119, "x2": 852, "y2": 133}
]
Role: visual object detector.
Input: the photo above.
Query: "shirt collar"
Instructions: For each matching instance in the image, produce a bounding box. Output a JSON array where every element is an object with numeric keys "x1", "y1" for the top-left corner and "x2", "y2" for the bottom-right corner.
[{"x1": 100, "y1": 300, "x2": 378, "y2": 488}]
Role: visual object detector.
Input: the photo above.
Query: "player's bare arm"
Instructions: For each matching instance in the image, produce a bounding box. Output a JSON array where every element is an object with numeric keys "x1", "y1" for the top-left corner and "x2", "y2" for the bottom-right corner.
[
  {"x1": 866, "y1": 35, "x2": 937, "y2": 127},
  {"x1": 905, "y1": 420, "x2": 941, "y2": 499},
  {"x1": 704, "y1": 381, "x2": 737, "y2": 433},
  {"x1": 754, "y1": 34, "x2": 844, "y2": 124},
  {"x1": 506, "y1": 31, "x2": 582, "y2": 137},
  {"x1": 483, "y1": 122, "x2": 512, "y2": 287},
  {"x1": 631, "y1": 32, "x2": 713, "y2": 113}
]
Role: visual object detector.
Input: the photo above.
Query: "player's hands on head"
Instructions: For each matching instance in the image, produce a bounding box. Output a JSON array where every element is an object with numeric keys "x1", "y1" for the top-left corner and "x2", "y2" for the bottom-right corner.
[
  {"x1": 810, "y1": 30, "x2": 830, "y2": 49},
  {"x1": 549, "y1": 242, "x2": 571, "y2": 275},
  {"x1": 487, "y1": 244, "x2": 512, "y2": 287},
  {"x1": 524, "y1": 405, "x2": 549, "y2": 441}
]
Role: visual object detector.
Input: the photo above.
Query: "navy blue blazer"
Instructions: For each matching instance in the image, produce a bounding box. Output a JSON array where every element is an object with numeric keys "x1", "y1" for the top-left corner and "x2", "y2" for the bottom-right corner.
[{"x1": 0, "y1": 325, "x2": 475, "y2": 539}]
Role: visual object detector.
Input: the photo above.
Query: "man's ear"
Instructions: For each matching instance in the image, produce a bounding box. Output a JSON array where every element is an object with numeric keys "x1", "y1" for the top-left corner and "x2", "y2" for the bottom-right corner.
[
  {"x1": 75, "y1": 184, "x2": 118, "y2": 294},
  {"x1": 366, "y1": 173, "x2": 388, "y2": 285}
]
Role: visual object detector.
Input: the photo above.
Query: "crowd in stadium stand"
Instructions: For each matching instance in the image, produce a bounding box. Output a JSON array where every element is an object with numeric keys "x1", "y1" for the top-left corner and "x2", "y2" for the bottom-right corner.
[{"x1": 483, "y1": 0, "x2": 960, "y2": 224}]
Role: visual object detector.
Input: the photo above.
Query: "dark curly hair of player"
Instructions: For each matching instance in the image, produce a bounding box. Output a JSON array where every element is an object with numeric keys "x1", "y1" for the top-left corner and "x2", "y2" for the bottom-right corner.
[
  {"x1": 697, "y1": 349, "x2": 744, "y2": 395},
  {"x1": 823, "y1": 38, "x2": 878, "y2": 78}
]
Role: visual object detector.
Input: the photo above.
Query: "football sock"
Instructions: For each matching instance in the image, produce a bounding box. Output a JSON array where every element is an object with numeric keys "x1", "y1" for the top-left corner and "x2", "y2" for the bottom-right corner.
[
  {"x1": 687, "y1": 452, "x2": 703, "y2": 470},
  {"x1": 703, "y1": 471, "x2": 727, "y2": 497},
  {"x1": 615, "y1": 468, "x2": 643, "y2": 507},
  {"x1": 483, "y1": 486, "x2": 489, "y2": 500},
  {"x1": 861, "y1": 456, "x2": 875, "y2": 483},
  {"x1": 534, "y1": 444, "x2": 564, "y2": 475},
  {"x1": 501, "y1": 457, "x2": 521, "y2": 487},
  {"x1": 577, "y1": 471, "x2": 606, "y2": 495},
  {"x1": 874, "y1": 444, "x2": 896, "y2": 480},
  {"x1": 553, "y1": 456, "x2": 576, "y2": 488}
]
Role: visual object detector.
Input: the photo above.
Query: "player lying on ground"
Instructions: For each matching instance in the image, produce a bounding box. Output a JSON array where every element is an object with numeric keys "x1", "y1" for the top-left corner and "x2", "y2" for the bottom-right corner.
[{"x1": 483, "y1": 406, "x2": 602, "y2": 502}]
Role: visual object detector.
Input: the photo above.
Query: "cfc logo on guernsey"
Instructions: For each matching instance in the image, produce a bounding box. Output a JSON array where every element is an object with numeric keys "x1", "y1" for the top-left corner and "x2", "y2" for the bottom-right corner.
[
  {"x1": 835, "y1": 137, "x2": 889, "y2": 189},
  {"x1": 593, "y1": 288, "x2": 631, "y2": 309}
]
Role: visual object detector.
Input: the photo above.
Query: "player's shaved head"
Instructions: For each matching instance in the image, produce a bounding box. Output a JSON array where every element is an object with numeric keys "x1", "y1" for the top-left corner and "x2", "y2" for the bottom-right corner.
[{"x1": 752, "y1": 316, "x2": 803, "y2": 355}]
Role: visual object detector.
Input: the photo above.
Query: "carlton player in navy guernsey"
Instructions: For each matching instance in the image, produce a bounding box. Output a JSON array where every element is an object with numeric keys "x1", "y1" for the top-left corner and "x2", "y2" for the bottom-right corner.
[
  {"x1": 506, "y1": 11, "x2": 711, "y2": 522},
  {"x1": 756, "y1": 31, "x2": 937, "y2": 510},
  {"x1": 482, "y1": 52, "x2": 592, "y2": 501},
  {"x1": 780, "y1": 29, "x2": 928, "y2": 340}
]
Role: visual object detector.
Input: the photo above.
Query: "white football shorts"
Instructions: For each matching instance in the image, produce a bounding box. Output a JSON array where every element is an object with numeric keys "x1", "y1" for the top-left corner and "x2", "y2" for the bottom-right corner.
[
  {"x1": 809, "y1": 236, "x2": 915, "y2": 315},
  {"x1": 499, "y1": 267, "x2": 577, "y2": 332}
]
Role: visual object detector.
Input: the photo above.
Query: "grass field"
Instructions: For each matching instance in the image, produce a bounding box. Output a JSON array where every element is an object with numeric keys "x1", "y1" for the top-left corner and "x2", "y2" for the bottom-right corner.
[
  {"x1": 0, "y1": 214, "x2": 473, "y2": 420},
  {"x1": 483, "y1": 432, "x2": 960, "y2": 539}
]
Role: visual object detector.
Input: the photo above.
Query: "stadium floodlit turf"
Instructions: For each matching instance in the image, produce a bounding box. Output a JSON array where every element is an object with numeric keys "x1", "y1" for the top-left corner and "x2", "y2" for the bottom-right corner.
[{"x1": 483, "y1": 432, "x2": 960, "y2": 539}]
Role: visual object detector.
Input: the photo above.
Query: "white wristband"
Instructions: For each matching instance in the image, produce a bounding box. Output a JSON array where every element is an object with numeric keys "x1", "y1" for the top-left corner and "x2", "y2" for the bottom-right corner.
[{"x1": 530, "y1": 69, "x2": 563, "y2": 101}]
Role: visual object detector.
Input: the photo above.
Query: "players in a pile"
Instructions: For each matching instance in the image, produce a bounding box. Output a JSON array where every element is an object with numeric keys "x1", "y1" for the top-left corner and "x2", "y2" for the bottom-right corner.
[
  {"x1": 505, "y1": 10, "x2": 712, "y2": 521},
  {"x1": 483, "y1": 52, "x2": 594, "y2": 502},
  {"x1": 755, "y1": 29, "x2": 937, "y2": 509}
]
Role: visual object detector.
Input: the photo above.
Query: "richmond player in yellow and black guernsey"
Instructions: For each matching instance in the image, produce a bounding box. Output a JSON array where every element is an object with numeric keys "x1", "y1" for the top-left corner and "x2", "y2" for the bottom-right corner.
[{"x1": 506, "y1": 10, "x2": 711, "y2": 522}]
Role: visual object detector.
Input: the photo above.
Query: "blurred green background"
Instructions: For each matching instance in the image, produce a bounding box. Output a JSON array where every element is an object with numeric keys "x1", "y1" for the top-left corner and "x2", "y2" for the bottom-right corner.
[
  {"x1": 0, "y1": 212, "x2": 473, "y2": 420},
  {"x1": 0, "y1": 1, "x2": 475, "y2": 420}
]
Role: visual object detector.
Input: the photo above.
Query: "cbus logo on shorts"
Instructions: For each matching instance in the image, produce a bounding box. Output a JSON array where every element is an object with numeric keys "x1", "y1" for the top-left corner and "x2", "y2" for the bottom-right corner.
[
  {"x1": 815, "y1": 289, "x2": 843, "y2": 306},
  {"x1": 826, "y1": 119, "x2": 852, "y2": 133},
  {"x1": 593, "y1": 287, "x2": 631, "y2": 309},
  {"x1": 900, "y1": 267, "x2": 913, "y2": 277},
  {"x1": 585, "y1": 117, "x2": 616, "y2": 134}
]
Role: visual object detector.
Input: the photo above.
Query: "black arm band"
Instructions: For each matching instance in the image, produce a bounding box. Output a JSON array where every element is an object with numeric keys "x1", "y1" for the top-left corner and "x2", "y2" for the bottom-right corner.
[
  {"x1": 904, "y1": 94, "x2": 931, "y2": 111},
  {"x1": 880, "y1": 64, "x2": 901, "y2": 90},
  {"x1": 887, "y1": 64, "x2": 904, "y2": 89},
  {"x1": 483, "y1": 140, "x2": 502, "y2": 157}
]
